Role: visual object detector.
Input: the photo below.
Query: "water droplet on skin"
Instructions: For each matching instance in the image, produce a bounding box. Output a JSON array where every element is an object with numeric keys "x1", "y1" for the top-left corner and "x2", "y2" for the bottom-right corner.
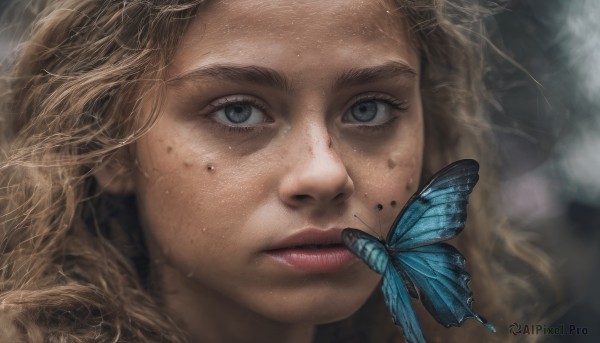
[
  {"x1": 406, "y1": 177, "x2": 414, "y2": 191},
  {"x1": 165, "y1": 190, "x2": 170, "y2": 195},
  {"x1": 228, "y1": 146, "x2": 232, "y2": 150},
  {"x1": 202, "y1": 228, "x2": 207, "y2": 233}
]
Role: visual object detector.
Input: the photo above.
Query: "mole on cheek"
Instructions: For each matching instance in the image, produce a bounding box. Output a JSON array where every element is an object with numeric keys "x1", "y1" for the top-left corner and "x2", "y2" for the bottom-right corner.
[
  {"x1": 390, "y1": 200, "x2": 397, "y2": 208},
  {"x1": 206, "y1": 164, "x2": 215, "y2": 172},
  {"x1": 387, "y1": 158, "x2": 396, "y2": 169},
  {"x1": 166, "y1": 146, "x2": 173, "y2": 154}
]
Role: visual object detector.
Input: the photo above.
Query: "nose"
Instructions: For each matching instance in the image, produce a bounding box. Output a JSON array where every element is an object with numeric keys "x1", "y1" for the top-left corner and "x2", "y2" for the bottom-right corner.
[{"x1": 278, "y1": 126, "x2": 354, "y2": 208}]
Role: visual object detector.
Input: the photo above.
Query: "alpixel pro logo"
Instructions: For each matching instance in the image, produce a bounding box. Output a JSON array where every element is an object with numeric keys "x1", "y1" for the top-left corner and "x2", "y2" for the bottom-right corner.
[{"x1": 509, "y1": 322, "x2": 589, "y2": 336}]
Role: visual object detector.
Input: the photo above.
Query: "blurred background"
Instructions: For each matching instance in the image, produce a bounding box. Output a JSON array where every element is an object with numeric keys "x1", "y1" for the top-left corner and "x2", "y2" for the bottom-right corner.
[
  {"x1": 487, "y1": 1, "x2": 599, "y2": 342},
  {"x1": 1, "y1": 0, "x2": 598, "y2": 342}
]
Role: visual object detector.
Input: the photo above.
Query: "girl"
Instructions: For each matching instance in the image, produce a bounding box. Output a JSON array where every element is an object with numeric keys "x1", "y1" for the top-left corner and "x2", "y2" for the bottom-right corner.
[{"x1": 0, "y1": 0, "x2": 555, "y2": 342}]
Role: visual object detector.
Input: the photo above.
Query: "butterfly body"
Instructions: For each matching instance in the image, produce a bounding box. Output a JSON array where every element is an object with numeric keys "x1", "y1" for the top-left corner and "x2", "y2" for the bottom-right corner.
[{"x1": 342, "y1": 159, "x2": 495, "y2": 343}]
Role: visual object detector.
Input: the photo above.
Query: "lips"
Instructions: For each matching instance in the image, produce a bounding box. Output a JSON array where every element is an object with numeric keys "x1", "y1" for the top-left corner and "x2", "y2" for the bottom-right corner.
[
  {"x1": 269, "y1": 228, "x2": 346, "y2": 249},
  {"x1": 265, "y1": 228, "x2": 357, "y2": 273}
]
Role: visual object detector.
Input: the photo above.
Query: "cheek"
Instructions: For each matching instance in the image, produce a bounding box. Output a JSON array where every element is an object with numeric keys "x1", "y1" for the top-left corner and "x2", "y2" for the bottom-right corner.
[
  {"x1": 385, "y1": 152, "x2": 421, "y2": 192},
  {"x1": 346, "y1": 136, "x2": 423, "y2": 234},
  {"x1": 364, "y1": 165, "x2": 420, "y2": 233},
  {"x1": 132, "y1": 137, "x2": 267, "y2": 271}
]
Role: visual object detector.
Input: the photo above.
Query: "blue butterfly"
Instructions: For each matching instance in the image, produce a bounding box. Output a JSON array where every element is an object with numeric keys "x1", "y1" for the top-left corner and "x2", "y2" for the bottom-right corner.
[{"x1": 342, "y1": 159, "x2": 496, "y2": 343}]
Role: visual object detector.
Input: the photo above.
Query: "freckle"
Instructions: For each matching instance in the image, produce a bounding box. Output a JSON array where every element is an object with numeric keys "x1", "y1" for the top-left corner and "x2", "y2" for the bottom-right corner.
[
  {"x1": 207, "y1": 164, "x2": 215, "y2": 172},
  {"x1": 387, "y1": 159, "x2": 396, "y2": 169},
  {"x1": 390, "y1": 200, "x2": 397, "y2": 207},
  {"x1": 183, "y1": 161, "x2": 192, "y2": 168},
  {"x1": 167, "y1": 146, "x2": 173, "y2": 154}
]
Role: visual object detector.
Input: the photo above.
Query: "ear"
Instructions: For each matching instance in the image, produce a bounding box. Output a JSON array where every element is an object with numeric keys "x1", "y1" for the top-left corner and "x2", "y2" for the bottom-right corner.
[{"x1": 93, "y1": 149, "x2": 135, "y2": 195}]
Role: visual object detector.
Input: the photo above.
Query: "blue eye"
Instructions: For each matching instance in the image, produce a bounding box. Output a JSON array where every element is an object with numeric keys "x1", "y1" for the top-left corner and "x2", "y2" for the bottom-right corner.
[
  {"x1": 223, "y1": 103, "x2": 253, "y2": 123},
  {"x1": 211, "y1": 99, "x2": 269, "y2": 127},
  {"x1": 350, "y1": 101, "x2": 378, "y2": 122},
  {"x1": 343, "y1": 99, "x2": 395, "y2": 126}
]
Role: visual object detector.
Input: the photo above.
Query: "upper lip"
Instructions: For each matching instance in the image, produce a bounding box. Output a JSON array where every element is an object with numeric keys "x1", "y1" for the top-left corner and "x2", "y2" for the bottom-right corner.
[{"x1": 267, "y1": 228, "x2": 345, "y2": 250}]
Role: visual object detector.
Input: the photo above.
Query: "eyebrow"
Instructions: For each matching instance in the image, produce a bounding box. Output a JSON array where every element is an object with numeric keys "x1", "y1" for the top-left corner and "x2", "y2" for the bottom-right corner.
[
  {"x1": 167, "y1": 60, "x2": 417, "y2": 92},
  {"x1": 333, "y1": 61, "x2": 417, "y2": 89},
  {"x1": 167, "y1": 64, "x2": 293, "y2": 92}
]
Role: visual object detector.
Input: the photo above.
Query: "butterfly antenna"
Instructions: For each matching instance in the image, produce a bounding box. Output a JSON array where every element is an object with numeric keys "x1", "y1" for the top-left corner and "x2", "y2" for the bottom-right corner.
[
  {"x1": 353, "y1": 214, "x2": 378, "y2": 236},
  {"x1": 376, "y1": 203, "x2": 384, "y2": 239}
]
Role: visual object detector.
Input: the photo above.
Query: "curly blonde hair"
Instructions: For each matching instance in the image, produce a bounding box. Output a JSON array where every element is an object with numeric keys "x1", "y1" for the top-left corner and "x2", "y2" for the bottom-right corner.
[{"x1": 0, "y1": 0, "x2": 556, "y2": 342}]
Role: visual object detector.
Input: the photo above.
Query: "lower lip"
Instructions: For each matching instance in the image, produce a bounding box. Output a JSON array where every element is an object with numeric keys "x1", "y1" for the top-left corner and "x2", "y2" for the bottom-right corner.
[{"x1": 266, "y1": 246, "x2": 357, "y2": 273}]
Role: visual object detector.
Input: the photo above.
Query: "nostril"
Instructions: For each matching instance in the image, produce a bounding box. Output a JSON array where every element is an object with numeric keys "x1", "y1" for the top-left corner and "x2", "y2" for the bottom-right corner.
[
  {"x1": 292, "y1": 194, "x2": 312, "y2": 203},
  {"x1": 333, "y1": 193, "x2": 346, "y2": 203}
]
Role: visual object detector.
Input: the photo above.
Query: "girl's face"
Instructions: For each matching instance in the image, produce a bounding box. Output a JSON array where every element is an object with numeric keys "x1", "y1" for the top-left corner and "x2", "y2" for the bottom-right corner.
[{"x1": 129, "y1": 0, "x2": 422, "y2": 329}]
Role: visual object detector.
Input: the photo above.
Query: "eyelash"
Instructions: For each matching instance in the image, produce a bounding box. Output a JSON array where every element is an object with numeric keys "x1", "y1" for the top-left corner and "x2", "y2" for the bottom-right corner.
[{"x1": 353, "y1": 94, "x2": 409, "y2": 112}]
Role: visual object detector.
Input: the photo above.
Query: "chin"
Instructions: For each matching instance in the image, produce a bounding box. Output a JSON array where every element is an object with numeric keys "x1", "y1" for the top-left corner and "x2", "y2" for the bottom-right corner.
[
  {"x1": 266, "y1": 300, "x2": 366, "y2": 325},
  {"x1": 253, "y1": 281, "x2": 379, "y2": 325}
]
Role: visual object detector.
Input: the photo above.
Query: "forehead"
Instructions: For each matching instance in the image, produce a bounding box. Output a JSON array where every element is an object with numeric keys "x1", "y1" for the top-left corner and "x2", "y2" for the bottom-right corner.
[
  {"x1": 170, "y1": 0, "x2": 418, "y2": 76},
  {"x1": 197, "y1": 0, "x2": 401, "y2": 34}
]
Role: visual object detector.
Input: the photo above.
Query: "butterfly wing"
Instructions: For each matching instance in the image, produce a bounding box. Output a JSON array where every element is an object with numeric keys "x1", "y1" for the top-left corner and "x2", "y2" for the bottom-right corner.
[
  {"x1": 384, "y1": 159, "x2": 495, "y2": 332},
  {"x1": 381, "y1": 264, "x2": 427, "y2": 343},
  {"x1": 391, "y1": 243, "x2": 496, "y2": 332},
  {"x1": 342, "y1": 228, "x2": 427, "y2": 343},
  {"x1": 387, "y1": 159, "x2": 480, "y2": 249},
  {"x1": 342, "y1": 228, "x2": 389, "y2": 274}
]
